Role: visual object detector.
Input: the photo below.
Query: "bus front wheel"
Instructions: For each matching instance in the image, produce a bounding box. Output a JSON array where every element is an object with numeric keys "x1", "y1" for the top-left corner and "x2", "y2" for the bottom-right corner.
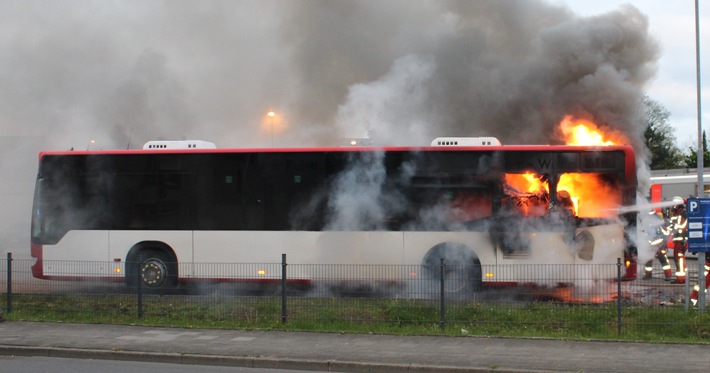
[{"x1": 127, "y1": 249, "x2": 178, "y2": 291}]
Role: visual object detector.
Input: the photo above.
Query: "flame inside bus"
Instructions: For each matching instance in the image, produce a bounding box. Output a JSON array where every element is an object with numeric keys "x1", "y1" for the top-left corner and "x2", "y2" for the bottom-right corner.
[
  {"x1": 503, "y1": 117, "x2": 625, "y2": 219},
  {"x1": 504, "y1": 172, "x2": 622, "y2": 218}
]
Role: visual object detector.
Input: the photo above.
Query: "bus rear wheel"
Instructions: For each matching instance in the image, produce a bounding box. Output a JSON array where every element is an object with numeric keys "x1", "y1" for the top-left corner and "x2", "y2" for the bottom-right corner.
[{"x1": 421, "y1": 242, "x2": 482, "y2": 296}]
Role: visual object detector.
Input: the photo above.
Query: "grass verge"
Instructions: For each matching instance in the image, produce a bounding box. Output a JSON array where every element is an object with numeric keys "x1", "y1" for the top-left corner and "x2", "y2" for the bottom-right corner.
[{"x1": 3, "y1": 293, "x2": 710, "y2": 343}]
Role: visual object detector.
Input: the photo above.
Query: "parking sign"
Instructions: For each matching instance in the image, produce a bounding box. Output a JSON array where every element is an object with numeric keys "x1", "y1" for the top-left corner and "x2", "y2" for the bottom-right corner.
[{"x1": 687, "y1": 198, "x2": 710, "y2": 252}]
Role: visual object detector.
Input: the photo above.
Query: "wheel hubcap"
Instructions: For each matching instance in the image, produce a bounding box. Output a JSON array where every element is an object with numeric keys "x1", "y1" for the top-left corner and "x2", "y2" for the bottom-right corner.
[{"x1": 141, "y1": 259, "x2": 167, "y2": 287}]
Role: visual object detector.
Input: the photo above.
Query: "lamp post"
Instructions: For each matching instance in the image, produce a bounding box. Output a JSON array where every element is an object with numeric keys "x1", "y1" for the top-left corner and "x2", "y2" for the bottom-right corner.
[
  {"x1": 87, "y1": 140, "x2": 95, "y2": 151},
  {"x1": 267, "y1": 111, "x2": 276, "y2": 147},
  {"x1": 693, "y1": 0, "x2": 706, "y2": 312}
]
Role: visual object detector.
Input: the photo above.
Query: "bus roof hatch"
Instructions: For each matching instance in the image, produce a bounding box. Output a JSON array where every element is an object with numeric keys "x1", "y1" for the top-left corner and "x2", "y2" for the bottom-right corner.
[
  {"x1": 143, "y1": 140, "x2": 217, "y2": 150},
  {"x1": 430, "y1": 137, "x2": 502, "y2": 146}
]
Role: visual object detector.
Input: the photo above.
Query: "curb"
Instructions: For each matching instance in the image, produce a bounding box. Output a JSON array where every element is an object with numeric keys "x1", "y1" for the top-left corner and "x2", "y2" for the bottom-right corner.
[{"x1": 0, "y1": 345, "x2": 546, "y2": 373}]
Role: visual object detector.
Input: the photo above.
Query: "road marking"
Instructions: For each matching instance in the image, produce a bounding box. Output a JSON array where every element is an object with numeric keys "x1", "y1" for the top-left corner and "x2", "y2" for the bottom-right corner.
[
  {"x1": 116, "y1": 330, "x2": 255, "y2": 343},
  {"x1": 231, "y1": 337, "x2": 255, "y2": 342},
  {"x1": 116, "y1": 330, "x2": 217, "y2": 342}
]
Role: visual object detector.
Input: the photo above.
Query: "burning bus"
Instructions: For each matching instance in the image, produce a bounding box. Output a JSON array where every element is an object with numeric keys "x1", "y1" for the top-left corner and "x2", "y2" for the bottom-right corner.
[{"x1": 30, "y1": 118, "x2": 637, "y2": 295}]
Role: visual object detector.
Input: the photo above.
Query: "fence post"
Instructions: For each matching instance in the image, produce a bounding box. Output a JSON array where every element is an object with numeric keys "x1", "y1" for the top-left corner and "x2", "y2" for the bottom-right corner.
[
  {"x1": 136, "y1": 259, "x2": 143, "y2": 319},
  {"x1": 439, "y1": 258, "x2": 446, "y2": 331},
  {"x1": 616, "y1": 258, "x2": 622, "y2": 336},
  {"x1": 699, "y1": 252, "x2": 706, "y2": 313},
  {"x1": 6, "y1": 252, "x2": 12, "y2": 314},
  {"x1": 281, "y1": 253, "x2": 287, "y2": 324}
]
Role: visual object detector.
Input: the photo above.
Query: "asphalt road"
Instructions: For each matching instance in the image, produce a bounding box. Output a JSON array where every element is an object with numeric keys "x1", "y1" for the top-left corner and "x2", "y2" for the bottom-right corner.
[
  {"x1": 0, "y1": 356, "x2": 331, "y2": 373},
  {"x1": 0, "y1": 321, "x2": 708, "y2": 372}
]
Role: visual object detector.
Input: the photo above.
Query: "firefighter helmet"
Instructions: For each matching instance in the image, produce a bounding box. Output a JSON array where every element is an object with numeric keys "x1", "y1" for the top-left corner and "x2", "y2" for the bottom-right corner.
[{"x1": 672, "y1": 196, "x2": 685, "y2": 212}]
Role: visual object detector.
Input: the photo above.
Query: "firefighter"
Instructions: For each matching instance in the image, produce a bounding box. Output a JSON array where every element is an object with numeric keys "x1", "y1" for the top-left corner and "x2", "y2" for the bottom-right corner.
[
  {"x1": 668, "y1": 197, "x2": 688, "y2": 284},
  {"x1": 643, "y1": 211, "x2": 673, "y2": 280},
  {"x1": 690, "y1": 256, "x2": 710, "y2": 306}
]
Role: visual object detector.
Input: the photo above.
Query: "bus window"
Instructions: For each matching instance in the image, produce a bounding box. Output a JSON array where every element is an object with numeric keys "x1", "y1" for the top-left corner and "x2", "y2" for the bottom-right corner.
[
  {"x1": 503, "y1": 172, "x2": 549, "y2": 217},
  {"x1": 448, "y1": 189, "x2": 493, "y2": 222}
]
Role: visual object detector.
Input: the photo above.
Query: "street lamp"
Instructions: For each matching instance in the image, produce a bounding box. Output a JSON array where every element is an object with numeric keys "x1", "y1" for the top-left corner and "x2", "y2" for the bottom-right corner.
[
  {"x1": 267, "y1": 111, "x2": 276, "y2": 147},
  {"x1": 87, "y1": 140, "x2": 95, "y2": 150}
]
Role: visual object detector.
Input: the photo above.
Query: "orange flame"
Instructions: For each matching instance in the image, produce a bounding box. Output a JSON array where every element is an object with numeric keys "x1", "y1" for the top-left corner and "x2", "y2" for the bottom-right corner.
[
  {"x1": 551, "y1": 286, "x2": 612, "y2": 304},
  {"x1": 558, "y1": 173, "x2": 621, "y2": 217},
  {"x1": 504, "y1": 173, "x2": 549, "y2": 217},
  {"x1": 559, "y1": 116, "x2": 627, "y2": 146},
  {"x1": 504, "y1": 172, "x2": 620, "y2": 218},
  {"x1": 502, "y1": 116, "x2": 626, "y2": 218},
  {"x1": 505, "y1": 172, "x2": 546, "y2": 194}
]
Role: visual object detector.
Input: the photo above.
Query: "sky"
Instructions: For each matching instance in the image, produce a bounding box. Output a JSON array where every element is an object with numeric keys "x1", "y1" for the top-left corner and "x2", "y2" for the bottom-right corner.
[{"x1": 0, "y1": 0, "x2": 708, "y2": 256}]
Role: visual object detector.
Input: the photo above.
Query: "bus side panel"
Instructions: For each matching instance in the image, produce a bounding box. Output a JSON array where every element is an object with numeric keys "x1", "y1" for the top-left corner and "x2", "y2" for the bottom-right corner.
[
  {"x1": 192, "y1": 231, "x2": 313, "y2": 264},
  {"x1": 493, "y1": 224, "x2": 623, "y2": 284},
  {"x1": 192, "y1": 231, "x2": 406, "y2": 264},
  {"x1": 492, "y1": 231, "x2": 582, "y2": 285},
  {"x1": 583, "y1": 224, "x2": 626, "y2": 265},
  {"x1": 312, "y1": 232, "x2": 405, "y2": 265},
  {"x1": 42, "y1": 230, "x2": 109, "y2": 277},
  {"x1": 401, "y1": 232, "x2": 494, "y2": 266},
  {"x1": 192, "y1": 231, "x2": 405, "y2": 280},
  {"x1": 43, "y1": 231, "x2": 109, "y2": 262},
  {"x1": 108, "y1": 230, "x2": 194, "y2": 275}
]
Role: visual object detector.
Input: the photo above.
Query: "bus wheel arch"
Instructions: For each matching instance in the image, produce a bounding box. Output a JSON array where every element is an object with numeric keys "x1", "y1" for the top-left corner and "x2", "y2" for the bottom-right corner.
[
  {"x1": 421, "y1": 242, "x2": 483, "y2": 294},
  {"x1": 125, "y1": 241, "x2": 179, "y2": 290}
]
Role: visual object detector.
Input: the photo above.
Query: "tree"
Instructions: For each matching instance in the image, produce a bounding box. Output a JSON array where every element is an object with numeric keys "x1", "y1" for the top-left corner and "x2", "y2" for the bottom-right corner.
[
  {"x1": 683, "y1": 130, "x2": 710, "y2": 168},
  {"x1": 643, "y1": 96, "x2": 683, "y2": 170}
]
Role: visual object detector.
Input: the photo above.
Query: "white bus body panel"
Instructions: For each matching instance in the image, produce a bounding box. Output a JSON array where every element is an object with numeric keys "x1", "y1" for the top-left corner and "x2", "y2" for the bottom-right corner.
[
  {"x1": 42, "y1": 231, "x2": 110, "y2": 277},
  {"x1": 191, "y1": 231, "x2": 402, "y2": 264},
  {"x1": 41, "y1": 222, "x2": 623, "y2": 282},
  {"x1": 191, "y1": 231, "x2": 410, "y2": 280},
  {"x1": 108, "y1": 230, "x2": 194, "y2": 263},
  {"x1": 43, "y1": 231, "x2": 109, "y2": 262}
]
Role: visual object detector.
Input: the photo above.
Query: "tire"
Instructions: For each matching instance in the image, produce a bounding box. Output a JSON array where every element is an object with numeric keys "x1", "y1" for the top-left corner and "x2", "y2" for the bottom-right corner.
[
  {"x1": 421, "y1": 242, "x2": 482, "y2": 296},
  {"x1": 126, "y1": 249, "x2": 178, "y2": 291}
]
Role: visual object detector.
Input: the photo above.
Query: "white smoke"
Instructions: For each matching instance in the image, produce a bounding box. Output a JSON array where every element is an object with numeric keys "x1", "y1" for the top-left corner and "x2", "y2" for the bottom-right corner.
[
  {"x1": 324, "y1": 152, "x2": 392, "y2": 231},
  {"x1": 335, "y1": 54, "x2": 437, "y2": 145}
]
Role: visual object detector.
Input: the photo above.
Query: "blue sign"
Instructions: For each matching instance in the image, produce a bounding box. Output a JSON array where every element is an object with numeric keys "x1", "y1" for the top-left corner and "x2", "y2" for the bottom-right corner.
[{"x1": 687, "y1": 198, "x2": 710, "y2": 252}]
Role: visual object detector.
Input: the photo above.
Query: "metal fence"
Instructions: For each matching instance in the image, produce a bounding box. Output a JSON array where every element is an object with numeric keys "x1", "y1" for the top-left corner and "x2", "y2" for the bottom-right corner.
[{"x1": 1, "y1": 253, "x2": 707, "y2": 341}]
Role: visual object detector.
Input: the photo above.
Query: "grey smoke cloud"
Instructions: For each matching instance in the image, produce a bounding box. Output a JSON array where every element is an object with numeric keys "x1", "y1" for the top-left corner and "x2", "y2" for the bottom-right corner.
[
  {"x1": 0, "y1": 1, "x2": 658, "y2": 148},
  {"x1": 0, "y1": 0, "x2": 659, "y2": 257},
  {"x1": 327, "y1": 2, "x2": 658, "y2": 149}
]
